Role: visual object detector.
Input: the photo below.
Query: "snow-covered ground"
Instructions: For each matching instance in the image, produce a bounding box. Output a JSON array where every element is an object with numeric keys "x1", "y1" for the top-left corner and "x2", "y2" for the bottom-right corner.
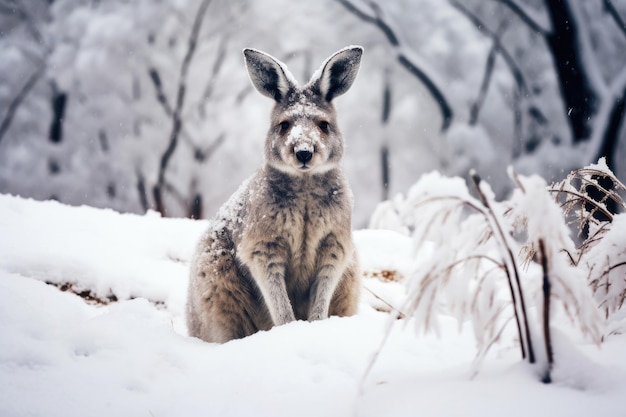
[{"x1": 1, "y1": 193, "x2": 625, "y2": 417}]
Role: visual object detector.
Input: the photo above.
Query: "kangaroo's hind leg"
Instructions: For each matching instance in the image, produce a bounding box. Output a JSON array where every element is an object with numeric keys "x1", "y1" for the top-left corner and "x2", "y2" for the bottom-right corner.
[
  {"x1": 309, "y1": 233, "x2": 357, "y2": 321},
  {"x1": 187, "y1": 234, "x2": 270, "y2": 343},
  {"x1": 328, "y1": 253, "x2": 360, "y2": 317}
]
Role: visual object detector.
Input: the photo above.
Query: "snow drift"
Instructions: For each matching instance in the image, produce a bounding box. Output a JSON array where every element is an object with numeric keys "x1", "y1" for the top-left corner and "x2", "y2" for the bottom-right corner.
[{"x1": 0, "y1": 193, "x2": 625, "y2": 417}]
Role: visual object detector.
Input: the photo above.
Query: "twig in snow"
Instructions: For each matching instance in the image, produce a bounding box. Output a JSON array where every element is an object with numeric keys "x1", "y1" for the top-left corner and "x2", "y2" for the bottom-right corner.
[
  {"x1": 358, "y1": 306, "x2": 403, "y2": 395},
  {"x1": 362, "y1": 285, "x2": 406, "y2": 318},
  {"x1": 471, "y1": 170, "x2": 535, "y2": 363},
  {"x1": 471, "y1": 314, "x2": 513, "y2": 379},
  {"x1": 538, "y1": 239, "x2": 553, "y2": 384}
]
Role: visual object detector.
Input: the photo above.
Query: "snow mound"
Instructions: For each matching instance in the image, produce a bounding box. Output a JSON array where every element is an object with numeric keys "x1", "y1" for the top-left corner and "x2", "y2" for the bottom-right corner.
[{"x1": 1, "y1": 194, "x2": 625, "y2": 417}]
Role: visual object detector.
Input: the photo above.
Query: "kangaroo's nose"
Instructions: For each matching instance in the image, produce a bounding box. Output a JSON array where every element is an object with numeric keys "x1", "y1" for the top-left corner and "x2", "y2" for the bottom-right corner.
[{"x1": 296, "y1": 150, "x2": 313, "y2": 163}]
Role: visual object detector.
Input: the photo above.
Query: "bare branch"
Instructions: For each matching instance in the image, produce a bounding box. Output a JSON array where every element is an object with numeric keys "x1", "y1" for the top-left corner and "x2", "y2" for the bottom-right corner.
[
  {"x1": 451, "y1": 0, "x2": 530, "y2": 94},
  {"x1": 4, "y1": 0, "x2": 45, "y2": 45},
  {"x1": 450, "y1": 0, "x2": 536, "y2": 158},
  {"x1": 359, "y1": 294, "x2": 406, "y2": 393},
  {"x1": 0, "y1": 67, "x2": 42, "y2": 145},
  {"x1": 471, "y1": 170, "x2": 535, "y2": 363},
  {"x1": 603, "y1": 0, "x2": 626, "y2": 39},
  {"x1": 550, "y1": 164, "x2": 626, "y2": 240},
  {"x1": 549, "y1": 188, "x2": 614, "y2": 222},
  {"x1": 154, "y1": 0, "x2": 213, "y2": 216},
  {"x1": 336, "y1": 0, "x2": 399, "y2": 44},
  {"x1": 470, "y1": 43, "x2": 497, "y2": 125},
  {"x1": 336, "y1": 0, "x2": 454, "y2": 131},
  {"x1": 508, "y1": 167, "x2": 526, "y2": 193},
  {"x1": 544, "y1": 0, "x2": 602, "y2": 142},
  {"x1": 593, "y1": 69, "x2": 626, "y2": 168},
  {"x1": 148, "y1": 67, "x2": 173, "y2": 116},
  {"x1": 198, "y1": 34, "x2": 229, "y2": 118},
  {"x1": 444, "y1": 254, "x2": 504, "y2": 271},
  {"x1": 148, "y1": 65, "x2": 210, "y2": 154},
  {"x1": 576, "y1": 167, "x2": 626, "y2": 194},
  {"x1": 597, "y1": 261, "x2": 626, "y2": 281},
  {"x1": 135, "y1": 169, "x2": 150, "y2": 213},
  {"x1": 495, "y1": 0, "x2": 551, "y2": 36},
  {"x1": 194, "y1": 132, "x2": 226, "y2": 163}
]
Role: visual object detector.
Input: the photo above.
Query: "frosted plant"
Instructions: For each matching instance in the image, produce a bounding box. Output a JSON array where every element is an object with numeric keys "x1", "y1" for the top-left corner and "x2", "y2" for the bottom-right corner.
[
  {"x1": 395, "y1": 170, "x2": 542, "y2": 375},
  {"x1": 398, "y1": 173, "x2": 509, "y2": 348},
  {"x1": 550, "y1": 158, "x2": 626, "y2": 331},
  {"x1": 508, "y1": 170, "x2": 603, "y2": 381},
  {"x1": 367, "y1": 166, "x2": 606, "y2": 383}
]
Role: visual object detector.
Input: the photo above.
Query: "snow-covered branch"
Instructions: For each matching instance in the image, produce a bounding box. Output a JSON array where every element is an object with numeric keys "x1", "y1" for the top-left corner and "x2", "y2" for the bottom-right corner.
[
  {"x1": 550, "y1": 159, "x2": 626, "y2": 325},
  {"x1": 538, "y1": 239, "x2": 554, "y2": 383},
  {"x1": 471, "y1": 170, "x2": 534, "y2": 363}
]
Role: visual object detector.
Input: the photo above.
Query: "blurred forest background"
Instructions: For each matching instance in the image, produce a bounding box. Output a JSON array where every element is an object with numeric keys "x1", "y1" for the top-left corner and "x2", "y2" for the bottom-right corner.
[{"x1": 1, "y1": 0, "x2": 625, "y2": 227}]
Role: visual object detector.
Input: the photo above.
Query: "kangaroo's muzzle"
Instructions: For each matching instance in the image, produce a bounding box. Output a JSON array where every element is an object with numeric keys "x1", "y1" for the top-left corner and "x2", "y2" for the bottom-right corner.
[{"x1": 296, "y1": 150, "x2": 313, "y2": 163}]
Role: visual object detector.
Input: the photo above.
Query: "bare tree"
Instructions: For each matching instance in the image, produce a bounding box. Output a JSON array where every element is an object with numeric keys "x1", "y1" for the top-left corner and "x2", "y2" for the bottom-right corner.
[
  {"x1": 0, "y1": 0, "x2": 49, "y2": 145},
  {"x1": 150, "y1": 0, "x2": 226, "y2": 218},
  {"x1": 337, "y1": 0, "x2": 626, "y2": 178},
  {"x1": 336, "y1": 0, "x2": 454, "y2": 131},
  {"x1": 497, "y1": 0, "x2": 626, "y2": 169},
  {"x1": 0, "y1": 67, "x2": 42, "y2": 144}
]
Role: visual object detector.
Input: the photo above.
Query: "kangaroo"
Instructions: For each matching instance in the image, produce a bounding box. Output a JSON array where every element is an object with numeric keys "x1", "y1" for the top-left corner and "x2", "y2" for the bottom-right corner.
[{"x1": 186, "y1": 46, "x2": 363, "y2": 343}]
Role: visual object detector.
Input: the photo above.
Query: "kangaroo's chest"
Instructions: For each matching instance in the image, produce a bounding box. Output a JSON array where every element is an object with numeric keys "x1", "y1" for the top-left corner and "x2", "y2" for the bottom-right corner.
[
  {"x1": 274, "y1": 193, "x2": 336, "y2": 255},
  {"x1": 239, "y1": 171, "x2": 351, "y2": 277},
  {"x1": 266, "y1": 185, "x2": 345, "y2": 264}
]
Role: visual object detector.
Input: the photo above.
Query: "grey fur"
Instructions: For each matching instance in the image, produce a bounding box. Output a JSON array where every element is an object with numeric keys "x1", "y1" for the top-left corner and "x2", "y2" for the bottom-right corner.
[{"x1": 187, "y1": 46, "x2": 363, "y2": 343}]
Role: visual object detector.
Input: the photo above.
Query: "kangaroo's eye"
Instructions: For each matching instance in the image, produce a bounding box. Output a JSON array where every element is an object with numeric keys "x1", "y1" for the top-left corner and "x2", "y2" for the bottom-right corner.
[
  {"x1": 279, "y1": 121, "x2": 290, "y2": 133},
  {"x1": 318, "y1": 121, "x2": 330, "y2": 133}
]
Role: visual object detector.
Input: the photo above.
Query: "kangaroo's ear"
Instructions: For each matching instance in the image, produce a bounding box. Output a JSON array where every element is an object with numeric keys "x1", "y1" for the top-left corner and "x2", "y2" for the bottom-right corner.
[
  {"x1": 243, "y1": 48, "x2": 296, "y2": 103},
  {"x1": 310, "y1": 46, "x2": 363, "y2": 102}
]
